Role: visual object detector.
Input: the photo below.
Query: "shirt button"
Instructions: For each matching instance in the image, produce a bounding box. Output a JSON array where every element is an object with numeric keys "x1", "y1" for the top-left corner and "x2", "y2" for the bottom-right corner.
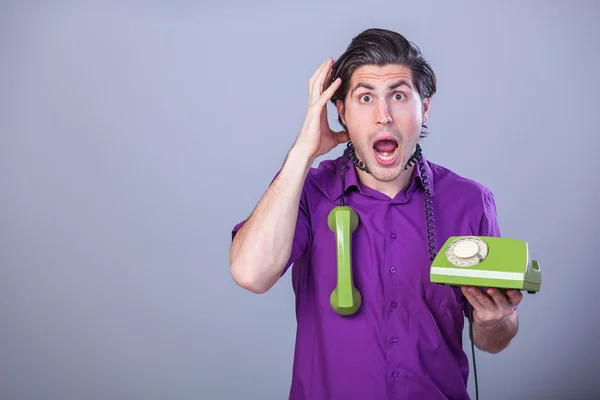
[
  {"x1": 392, "y1": 370, "x2": 399, "y2": 377},
  {"x1": 390, "y1": 232, "x2": 397, "y2": 239},
  {"x1": 391, "y1": 301, "x2": 398, "y2": 308},
  {"x1": 392, "y1": 336, "x2": 399, "y2": 343},
  {"x1": 390, "y1": 267, "x2": 397, "y2": 274}
]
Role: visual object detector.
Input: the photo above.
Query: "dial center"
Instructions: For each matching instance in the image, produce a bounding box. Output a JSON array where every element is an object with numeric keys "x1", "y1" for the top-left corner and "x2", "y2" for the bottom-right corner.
[{"x1": 454, "y1": 240, "x2": 479, "y2": 258}]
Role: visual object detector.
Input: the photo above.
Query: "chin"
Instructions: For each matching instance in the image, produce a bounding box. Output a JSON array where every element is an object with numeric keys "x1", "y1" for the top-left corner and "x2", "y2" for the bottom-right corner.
[{"x1": 367, "y1": 162, "x2": 405, "y2": 182}]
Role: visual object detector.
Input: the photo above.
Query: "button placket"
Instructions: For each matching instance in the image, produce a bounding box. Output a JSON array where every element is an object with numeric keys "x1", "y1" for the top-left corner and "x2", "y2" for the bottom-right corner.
[{"x1": 386, "y1": 208, "x2": 402, "y2": 388}]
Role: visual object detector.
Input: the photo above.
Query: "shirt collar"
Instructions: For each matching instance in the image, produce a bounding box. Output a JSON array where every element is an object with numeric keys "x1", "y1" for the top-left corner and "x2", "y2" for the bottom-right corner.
[{"x1": 327, "y1": 149, "x2": 435, "y2": 202}]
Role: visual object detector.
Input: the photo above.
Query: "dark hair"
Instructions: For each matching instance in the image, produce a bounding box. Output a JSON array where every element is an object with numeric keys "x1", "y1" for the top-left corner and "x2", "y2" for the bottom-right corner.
[{"x1": 331, "y1": 28, "x2": 437, "y2": 138}]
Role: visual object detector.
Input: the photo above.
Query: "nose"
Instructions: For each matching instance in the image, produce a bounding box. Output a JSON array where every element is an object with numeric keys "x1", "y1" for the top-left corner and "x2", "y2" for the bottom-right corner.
[{"x1": 375, "y1": 101, "x2": 392, "y2": 125}]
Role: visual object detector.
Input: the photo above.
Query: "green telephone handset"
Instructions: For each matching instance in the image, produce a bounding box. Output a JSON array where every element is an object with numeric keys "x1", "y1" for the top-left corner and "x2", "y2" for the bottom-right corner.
[
  {"x1": 430, "y1": 236, "x2": 542, "y2": 293},
  {"x1": 328, "y1": 205, "x2": 362, "y2": 316}
]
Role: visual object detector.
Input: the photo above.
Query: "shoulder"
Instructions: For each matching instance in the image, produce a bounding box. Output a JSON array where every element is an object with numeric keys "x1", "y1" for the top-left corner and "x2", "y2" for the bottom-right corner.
[
  {"x1": 428, "y1": 160, "x2": 497, "y2": 210},
  {"x1": 427, "y1": 160, "x2": 500, "y2": 235},
  {"x1": 307, "y1": 156, "x2": 341, "y2": 182},
  {"x1": 301, "y1": 156, "x2": 343, "y2": 202}
]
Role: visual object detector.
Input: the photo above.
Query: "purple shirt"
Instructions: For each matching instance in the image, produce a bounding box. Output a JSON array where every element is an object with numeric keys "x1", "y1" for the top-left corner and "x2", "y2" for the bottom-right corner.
[{"x1": 232, "y1": 152, "x2": 501, "y2": 400}]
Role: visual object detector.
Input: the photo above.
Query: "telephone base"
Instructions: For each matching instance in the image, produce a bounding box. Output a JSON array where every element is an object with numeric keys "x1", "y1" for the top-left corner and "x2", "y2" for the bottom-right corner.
[
  {"x1": 436, "y1": 283, "x2": 539, "y2": 294},
  {"x1": 429, "y1": 236, "x2": 542, "y2": 294},
  {"x1": 431, "y1": 275, "x2": 541, "y2": 293}
]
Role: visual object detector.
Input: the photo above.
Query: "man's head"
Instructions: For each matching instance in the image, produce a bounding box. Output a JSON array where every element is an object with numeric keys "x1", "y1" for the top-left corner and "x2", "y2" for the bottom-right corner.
[{"x1": 331, "y1": 28, "x2": 436, "y2": 184}]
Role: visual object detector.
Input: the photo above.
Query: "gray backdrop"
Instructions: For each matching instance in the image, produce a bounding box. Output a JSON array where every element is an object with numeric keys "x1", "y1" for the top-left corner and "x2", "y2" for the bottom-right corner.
[{"x1": 2, "y1": 1, "x2": 599, "y2": 399}]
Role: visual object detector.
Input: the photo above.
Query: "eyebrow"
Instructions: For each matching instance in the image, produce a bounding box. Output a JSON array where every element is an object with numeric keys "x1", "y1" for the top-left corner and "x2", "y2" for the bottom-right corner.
[{"x1": 350, "y1": 79, "x2": 412, "y2": 95}]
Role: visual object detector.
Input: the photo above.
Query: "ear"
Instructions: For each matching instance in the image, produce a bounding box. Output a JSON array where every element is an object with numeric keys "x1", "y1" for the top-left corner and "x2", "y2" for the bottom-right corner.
[
  {"x1": 422, "y1": 98, "x2": 431, "y2": 123},
  {"x1": 336, "y1": 100, "x2": 346, "y2": 126}
]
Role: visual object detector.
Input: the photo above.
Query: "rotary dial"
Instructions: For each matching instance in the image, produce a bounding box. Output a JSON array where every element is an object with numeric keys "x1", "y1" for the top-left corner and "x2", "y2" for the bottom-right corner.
[{"x1": 445, "y1": 236, "x2": 488, "y2": 267}]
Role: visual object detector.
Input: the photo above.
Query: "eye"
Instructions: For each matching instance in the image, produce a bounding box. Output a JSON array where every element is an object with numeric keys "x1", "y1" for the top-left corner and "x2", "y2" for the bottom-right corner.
[
  {"x1": 393, "y1": 92, "x2": 406, "y2": 101},
  {"x1": 359, "y1": 94, "x2": 372, "y2": 103}
]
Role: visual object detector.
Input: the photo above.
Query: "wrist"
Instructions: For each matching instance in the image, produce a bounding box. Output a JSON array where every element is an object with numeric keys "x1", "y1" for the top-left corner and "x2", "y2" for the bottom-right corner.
[
  {"x1": 474, "y1": 314, "x2": 510, "y2": 330},
  {"x1": 288, "y1": 143, "x2": 317, "y2": 170}
]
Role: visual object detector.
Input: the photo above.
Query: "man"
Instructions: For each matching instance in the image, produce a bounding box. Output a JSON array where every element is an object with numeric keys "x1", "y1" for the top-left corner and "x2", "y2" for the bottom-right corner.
[{"x1": 229, "y1": 28, "x2": 522, "y2": 399}]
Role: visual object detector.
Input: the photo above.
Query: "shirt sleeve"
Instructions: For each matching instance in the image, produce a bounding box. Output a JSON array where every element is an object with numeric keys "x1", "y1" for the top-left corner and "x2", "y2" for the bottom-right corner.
[
  {"x1": 478, "y1": 189, "x2": 501, "y2": 238},
  {"x1": 231, "y1": 173, "x2": 312, "y2": 277}
]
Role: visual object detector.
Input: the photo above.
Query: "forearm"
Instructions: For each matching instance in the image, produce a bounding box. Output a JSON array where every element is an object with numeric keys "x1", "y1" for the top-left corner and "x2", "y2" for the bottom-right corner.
[
  {"x1": 472, "y1": 311, "x2": 519, "y2": 353},
  {"x1": 229, "y1": 145, "x2": 314, "y2": 293}
]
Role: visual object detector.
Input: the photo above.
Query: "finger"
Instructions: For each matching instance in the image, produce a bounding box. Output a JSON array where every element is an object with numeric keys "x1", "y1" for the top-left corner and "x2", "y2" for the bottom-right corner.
[
  {"x1": 308, "y1": 58, "x2": 330, "y2": 87},
  {"x1": 486, "y1": 288, "x2": 512, "y2": 310},
  {"x1": 311, "y1": 58, "x2": 333, "y2": 103},
  {"x1": 461, "y1": 287, "x2": 484, "y2": 310},
  {"x1": 466, "y1": 286, "x2": 495, "y2": 309},
  {"x1": 309, "y1": 58, "x2": 331, "y2": 96},
  {"x1": 322, "y1": 67, "x2": 333, "y2": 92},
  {"x1": 462, "y1": 291, "x2": 484, "y2": 311},
  {"x1": 308, "y1": 59, "x2": 331, "y2": 104},
  {"x1": 317, "y1": 77, "x2": 341, "y2": 107},
  {"x1": 506, "y1": 289, "x2": 523, "y2": 306}
]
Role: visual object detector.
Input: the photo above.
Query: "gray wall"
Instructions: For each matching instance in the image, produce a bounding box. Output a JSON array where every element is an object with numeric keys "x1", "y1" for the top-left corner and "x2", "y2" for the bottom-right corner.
[{"x1": 2, "y1": 1, "x2": 598, "y2": 399}]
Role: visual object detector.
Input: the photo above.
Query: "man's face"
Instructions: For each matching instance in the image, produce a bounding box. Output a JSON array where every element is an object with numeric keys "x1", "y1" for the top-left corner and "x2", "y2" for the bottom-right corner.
[{"x1": 336, "y1": 64, "x2": 430, "y2": 183}]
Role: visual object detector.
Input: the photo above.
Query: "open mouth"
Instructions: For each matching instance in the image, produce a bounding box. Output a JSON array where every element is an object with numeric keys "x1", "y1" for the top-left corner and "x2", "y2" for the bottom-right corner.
[{"x1": 373, "y1": 138, "x2": 399, "y2": 166}]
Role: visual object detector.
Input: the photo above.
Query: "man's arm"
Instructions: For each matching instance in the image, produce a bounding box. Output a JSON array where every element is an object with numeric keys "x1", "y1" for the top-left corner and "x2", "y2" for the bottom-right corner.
[
  {"x1": 473, "y1": 309, "x2": 519, "y2": 354},
  {"x1": 229, "y1": 57, "x2": 346, "y2": 294},
  {"x1": 229, "y1": 146, "x2": 313, "y2": 294},
  {"x1": 463, "y1": 188, "x2": 522, "y2": 353}
]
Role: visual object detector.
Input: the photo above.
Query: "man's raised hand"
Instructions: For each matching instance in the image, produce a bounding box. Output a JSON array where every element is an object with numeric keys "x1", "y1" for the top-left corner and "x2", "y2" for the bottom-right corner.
[{"x1": 293, "y1": 58, "x2": 350, "y2": 162}]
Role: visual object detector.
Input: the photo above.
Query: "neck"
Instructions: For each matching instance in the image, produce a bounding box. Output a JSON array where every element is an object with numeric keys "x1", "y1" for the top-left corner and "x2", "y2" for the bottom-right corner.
[{"x1": 355, "y1": 164, "x2": 415, "y2": 199}]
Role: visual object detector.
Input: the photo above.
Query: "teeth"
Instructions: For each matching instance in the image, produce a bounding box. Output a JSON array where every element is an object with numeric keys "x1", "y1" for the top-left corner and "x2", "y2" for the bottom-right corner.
[
  {"x1": 376, "y1": 153, "x2": 394, "y2": 161},
  {"x1": 375, "y1": 147, "x2": 397, "y2": 162}
]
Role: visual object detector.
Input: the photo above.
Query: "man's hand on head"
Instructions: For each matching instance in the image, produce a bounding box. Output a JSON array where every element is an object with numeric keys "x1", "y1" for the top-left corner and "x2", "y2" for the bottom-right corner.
[{"x1": 293, "y1": 57, "x2": 349, "y2": 163}]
